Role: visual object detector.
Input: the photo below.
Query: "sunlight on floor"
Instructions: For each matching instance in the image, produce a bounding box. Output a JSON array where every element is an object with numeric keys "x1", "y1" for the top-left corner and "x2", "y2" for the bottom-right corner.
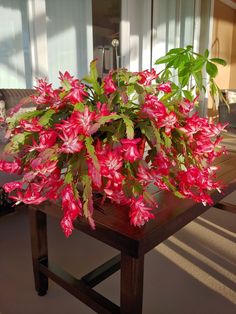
[
  {"x1": 183, "y1": 221, "x2": 236, "y2": 261},
  {"x1": 198, "y1": 216, "x2": 236, "y2": 238},
  {"x1": 155, "y1": 218, "x2": 236, "y2": 305}
]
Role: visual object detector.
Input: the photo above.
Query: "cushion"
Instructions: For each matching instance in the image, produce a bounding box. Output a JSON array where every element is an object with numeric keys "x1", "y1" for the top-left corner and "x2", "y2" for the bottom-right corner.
[
  {"x1": 0, "y1": 89, "x2": 35, "y2": 110},
  {"x1": 0, "y1": 92, "x2": 7, "y2": 144},
  {"x1": 0, "y1": 90, "x2": 6, "y2": 119},
  {"x1": 0, "y1": 89, "x2": 36, "y2": 144}
]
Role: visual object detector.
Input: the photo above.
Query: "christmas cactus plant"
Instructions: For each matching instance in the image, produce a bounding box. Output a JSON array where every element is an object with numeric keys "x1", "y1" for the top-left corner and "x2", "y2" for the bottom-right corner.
[{"x1": 0, "y1": 46, "x2": 227, "y2": 236}]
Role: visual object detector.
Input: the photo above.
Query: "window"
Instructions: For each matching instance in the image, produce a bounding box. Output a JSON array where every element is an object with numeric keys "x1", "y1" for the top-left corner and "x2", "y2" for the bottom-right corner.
[
  {"x1": 0, "y1": 0, "x2": 32, "y2": 88},
  {"x1": 46, "y1": 0, "x2": 93, "y2": 85}
]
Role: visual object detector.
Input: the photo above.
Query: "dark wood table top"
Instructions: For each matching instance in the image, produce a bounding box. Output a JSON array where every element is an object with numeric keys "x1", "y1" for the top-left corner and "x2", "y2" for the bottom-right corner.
[{"x1": 35, "y1": 149, "x2": 236, "y2": 258}]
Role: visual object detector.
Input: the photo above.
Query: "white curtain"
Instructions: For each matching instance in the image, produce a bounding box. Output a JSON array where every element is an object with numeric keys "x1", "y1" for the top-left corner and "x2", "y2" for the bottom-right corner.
[
  {"x1": 121, "y1": 0, "x2": 196, "y2": 71},
  {"x1": 46, "y1": 0, "x2": 93, "y2": 86},
  {"x1": 152, "y1": 0, "x2": 196, "y2": 64},
  {"x1": 121, "y1": 0, "x2": 152, "y2": 71},
  {"x1": 0, "y1": 0, "x2": 32, "y2": 88}
]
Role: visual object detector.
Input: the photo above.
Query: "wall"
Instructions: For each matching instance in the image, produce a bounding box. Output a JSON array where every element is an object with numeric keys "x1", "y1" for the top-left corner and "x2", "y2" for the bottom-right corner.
[{"x1": 211, "y1": 0, "x2": 235, "y2": 89}]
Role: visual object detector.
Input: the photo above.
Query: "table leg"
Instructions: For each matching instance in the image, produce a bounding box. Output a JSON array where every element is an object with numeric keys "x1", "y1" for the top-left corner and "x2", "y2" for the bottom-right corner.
[
  {"x1": 120, "y1": 252, "x2": 144, "y2": 314},
  {"x1": 29, "y1": 209, "x2": 48, "y2": 296}
]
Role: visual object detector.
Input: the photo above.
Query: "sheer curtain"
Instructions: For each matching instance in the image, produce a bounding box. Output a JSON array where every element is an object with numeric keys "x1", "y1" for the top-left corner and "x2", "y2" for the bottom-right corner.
[
  {"x1": 121, "y1": 0, "x2": 196, "y2": 72},
  {"x1": 152, "y1": 0, "x2": 196, "y2": 64},
  {"x1": 121, "y1": 0, "x2": 152, "y2": 71},
  {"x1": 46, "y1": 0, "x2": 93, "y2": 86},
  {"x1": 0, "y1": 0, "x2": 32, "y2": 88}
]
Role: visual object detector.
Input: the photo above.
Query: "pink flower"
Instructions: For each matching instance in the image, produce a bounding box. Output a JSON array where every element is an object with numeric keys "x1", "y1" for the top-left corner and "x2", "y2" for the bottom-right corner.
[
  {"x1": 179, "y1": 98, "x2": 195, "y2": 115},
  {"x1": 103, "y1": 73, "x2": 116, "y2": 94},
  {"x1": 104, "y1": 188, "x2": 129, "y2": 205},
  {"x1": 105, "y1": 173, "x2": 124, "y2": 190},
  {"x1": 3, "y1": 181, "x2": 22, "y2": 193},
  {"x1": 59, "y1": 131, "x2": 83, "y2": 154},
  {"x1": 56, "y1": 119, "x2": 79, "y2": 137},
  {"x1": 155, "y1": 112, "x2": 177, "y2": 136},
  {"x1": 61, "y1": 184, "x2": 82, "y2": 217},
  {"x1": 31, "y1": 159, "x2": 58, "y2": 175},
  {"x1": 39, "y1": 130, "x2": 57, "y2": 148},
  {"x1": 60, "y1": 216, "x2": 74, "y2": 237},
  {"x1": 59, "y1": 71, "x2": 77, "y2": 85},
  {"x1": 96, "y1": 102, "x2": 111, "y2": 120},
  {"x1": 142, "y1": 95, "x2": 167, "y2": 119},
  {"x1": 129, "y1": 196, "x2": 155, "y2": 227},
  {"x1": 19, "y1": 118, "x2": 43, "y2": 132},
  {"x1": 61, "y1": 184, "x2": 82, "y2": 237},
  {"x1": 32, "y1": 79, "x2": 61, "y2": 106},
  {"x1": 157, "y1": 82, "x2": 172, "y2": 93},
  {"x1": 87, "y1": 158, "x2": 102, "y2": 188},
  {"x1": 138, "y1": 68, "x2": 158, "y2": 86},
  {"x1": 121, "y1": 138, "x2": 141, "y2": 162},
  {"x1": 201, "y1": 122, "x2": 227, "y2": 138},
  {"x1": 0, "y1": 160, "x2": 21, "y2": 174},
  {"x1": 9, "y1": 184, "x2": 47, "y2": 205},
  {"x1": 194, "y1": 136, "x2": 215, "y2": 154},
  {"x1": 137, "y1": 162, "x2": 154, "y2": 186},
  {"x1": 64, "y1": 84, "x2": 88, "y2": 104},
  {"x1": 176, "y1": 166, "x2": 221, "y2": 205},
  {"x1": 152, "y1": 153, "x2": 172, "y2": 175},
  {"x1": 95, "y1": 143, "x2": 124, "y2": 192},
  {"x1": 180, "y1": 114, "x2": 208, "y2": 137},
  {"x1": 70, "y1": 106, "x2": 98, "y2": 136},
  {"x1": 35, "y1": 169, "x2": 63, "y2": 200},
  {"x1": 149, "y1": 153, "x2": 172, "y2": 190},
  {"x1": 97, "y1": 146, "x2": 122, "y2": 173}
]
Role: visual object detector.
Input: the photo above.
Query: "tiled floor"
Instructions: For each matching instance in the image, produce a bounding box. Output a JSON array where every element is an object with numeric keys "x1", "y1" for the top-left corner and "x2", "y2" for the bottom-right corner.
[{"x1": 0, "y1": 200, "x2": 235, "y2": 314}]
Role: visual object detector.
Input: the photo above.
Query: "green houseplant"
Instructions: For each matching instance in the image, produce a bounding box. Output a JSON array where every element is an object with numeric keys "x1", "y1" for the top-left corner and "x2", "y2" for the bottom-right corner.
[{"x1": 0, "y1": 46, "x2": 227, "y2": 236}]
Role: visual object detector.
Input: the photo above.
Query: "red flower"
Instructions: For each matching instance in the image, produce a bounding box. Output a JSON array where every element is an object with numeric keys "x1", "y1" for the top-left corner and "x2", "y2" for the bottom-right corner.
[
  {"x1": 103, "y1": 73, "x2": 116, "y2": 94},
  {"x1": 3, "y1": 181, "x2": 22, "y2": 193},
  {"x1": 138, "y1": 68, "x2": 158, "y2": 86},
  {"x1": 39, "y1": 130, "x2": 57, "y2": 148},
  {"x1": 59, "y1": 71, "x2": 77, "y2": 85},
  {"x1": 152, "y1": 153, "x2": 172, "y2": 175},
  {"x1": 60, "y1": 216, "x2": 74, "y2": 237},
  {"x1": 104, "y1": 188, "x2": 129, "y2": 205},
  {"x1": 96, "y1": 102, "x2": 111, "y2": 120},
  {"x1": 59, "y1": 131, "x2": 83, "y2": 154},
  {"x1": 0, "y1": 160, "x2": 21, "y2": 174},
  {"x1": 176, "y1": 166, "x2": 221, "y2": 205},
  {"x1": 61, "y1": 184, "x2": 82, "y2": 237},
  {"x1": 64, "y1": 84, "x2": 88, "y2": 104},
  {"x1": 32, "y1": 79, "x2": 60, "y2": 106},
  {"x1": 30, "y1": 159, "x2": 58, "y2": 176},
  {"x1": 179, "y1": 98, "x2": 195, "y2": 115},
  {"x1": 137, "y1": 162, "x2": 153, "y2": 184},
  {"x1": 121, "y1": 138, "x2": 141, "y2": 162},
  {"x1": 56, "y1": 119, "x2": 79, "y2": 137},
  {"x1": 129, "y1": 196, "x2": 155, "y2": 227},
  {"x1": 87, "y1": 158, "x2": 102, "y2": 188},
  {"x1": 157, "y1": 82, "x2": 172, "y2": 93},
  {"x1": 28, "y1": 131, "x2": 58, "y2": 153},
  {"x1": 9, "y1": 184, "x2": 47, "y2": 206},
  {"x1": 97, "y1": 145, "x2": 123, "y2": 177},
  {"x1": 155, "y1": 111, "x2": 177, "y2": 136},
  {"x1": 19, "y1": 118, "x2": 42, "y2": 132},
  {"x1": 70, "y1": 106, "x2": 98, "y2": 136},
  {"x1": 142, "y1": 95, "x2": 167, "y2": 119}
]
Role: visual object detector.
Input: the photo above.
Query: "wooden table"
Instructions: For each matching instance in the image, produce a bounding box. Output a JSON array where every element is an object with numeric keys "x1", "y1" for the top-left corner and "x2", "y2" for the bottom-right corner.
[{"x1": 29, "y1": 151, "x2": 236, "y2": 314}]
